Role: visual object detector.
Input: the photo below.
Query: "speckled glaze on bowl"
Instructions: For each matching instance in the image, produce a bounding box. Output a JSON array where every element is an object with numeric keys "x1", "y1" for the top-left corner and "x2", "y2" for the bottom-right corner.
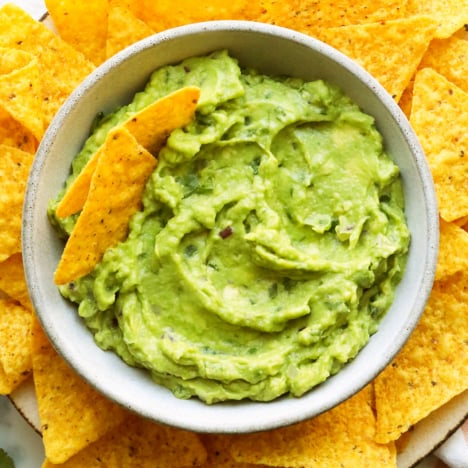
[{"x1": 23, "y1": 21, "x2": 439, "y2": 433}]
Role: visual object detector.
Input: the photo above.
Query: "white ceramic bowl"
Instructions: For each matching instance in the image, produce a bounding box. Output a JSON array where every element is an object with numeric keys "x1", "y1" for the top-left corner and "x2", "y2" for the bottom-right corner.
[{"x1": 23, "y1": 21, "x2": 439, "y2": 433}]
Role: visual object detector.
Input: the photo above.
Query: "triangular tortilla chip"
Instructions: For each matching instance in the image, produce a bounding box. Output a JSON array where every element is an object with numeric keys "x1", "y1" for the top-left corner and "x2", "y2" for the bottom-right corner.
[
  {"x1": 374, "y1": 271, "x2": 468, "y2": 443},
  {"x1": 257, "y1": 0, "x2": 410, "y2": 35},
  {"x1": 410, "y1": 68, "x2": 468, "y2": 221},
  {"x1": 0, "y1": 4, "x2": 95, "y2": 125},
  {"x1": 135, "y1": 0, "x2": 259, "y2": 32},
  {"x1": 419, "y1": 35, "x2": 468, "y2": 95},
  {"x1": 123, "y1": 86, "x2": 200, "y2": 154},
  {"x1": 0, "y1": 144, "x2": 34, "y2": 262},
  {"x1": 45, "y1": 0, "x2": 109, "y2": 65},
  {"x1": 0, "y1": 253, "x2": 33, "y2": 311},
  {"x1": 228, "y1": 386, "x2": 396, "y2": 467},
  {"x1": 200, "y1": 434, "x2": 265, "y2": 468},
  {"x1": 0, "y1": 106, "x2": 36, "y2": 153},
  {"x1": 106, "y1": 5, "x2": 155, "y2": 58},
  {"x1": 317, "y1": 16, "x2": 437, "y2": 102},
  {"x1": 55, "y1": 86, "x2": 199, "y2": 218},
  {"x1": 0, "y1": 47, "x2": 44, "y2": 141},
  {"x1": 398, "y1": 80, "x2": 414, "y2": 119},
  {"x1": 42, "y1": 413, "x2": 207, "y2": 467},
  {"x1": 0, "y1": 298, "x2": 32, "y2": 394},
  {"x1": 408, "y1": 0, "x2": 468, "y2": 38},
  {"x1": 436, "y1": 218, "x2": 468, "y2": 281},
  {"x1": 54, "y1": 127, "x2": 157, "y2": 284},
  {"x1": 55, "y1": 149, "x2": 100, "y2": 219},
  {"x1": 31, "y1": 316, "x2": 129, "y2": 464}
]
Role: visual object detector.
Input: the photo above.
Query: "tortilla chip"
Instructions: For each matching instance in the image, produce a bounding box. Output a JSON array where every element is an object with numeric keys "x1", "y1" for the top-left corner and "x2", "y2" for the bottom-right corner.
[
  {"x1": 0, "y1": 253, "x2": 33, "y2": 310},
  {"x1": 454, "y1": 216, "x2": 468, "y2": 229},
  {"x1": 0, "y1": 47, "x2": 44, "y2": 141},
  {"x1": 106, "y1": 5, "x2": 155, "y2": 58},
  {"x1": 0, "y1": 144, "x2": 34, "y2": 262},
  {"x1": 258, "y1": 0, "x2": 409, "y2": 35},
  {"x1": 419, "y1": 36, "x2": 468, "y2": 95},
  {"x1": 436, "y1": 218, "x2": 468, "y2": 281},
  {"x1": 228, "y1": 385, "x2": 396, "y2": 467},
  {"x1": 54, "y1": 149, "x2": 100, "y2": 219},
  {"x1": 133, "y1": 0, "x2": 260, "y2": 32},
  {"x1": 454, "y1": 25, "x2": 468, "y2": 38},
  {"x1": 31, "y1": 316, "x2": 129, "y2": 464},
  {"x1": 410, "y1": 68, "x2": 468, "y2": 222},
  {"x1": 0, "y1": 298, "x2": 32, "y2": 394},
  {"x1": 54, "y1": 127, "x2": 157, "y2": 284},
  {"x1": 42, "y1": 413, "x2": 207, "y2": 467},
  {"x1": 374, "y1": 270, "x2": 468, "y2": 443},
  {"x1": 200, "y1": 434, "x2": 270, "y2": 468},
  {"x1": 55, "y1": 87, "x2": 198, "y2": 218},
  {"x1": 317, "y1": 16, "x2": 437, "y2": 102},
  {"x1": 123, "y1": 86, "x2": 200, "y2": 154},
  {"x1": 0, "y1": 4, "x2": 95, "y2": 125},
  {"x1": 45, "y1": 0, "x2": 109, "y2": 65},
  {"x1": 398, "y1": 81, "x2": 414, "y2": 119},
  {"x1": 0, "y1": 106, "x2": 36, "y2": 153},
  {"x1": 408, "y1": 0, "x2": 468, "y2": 38}
]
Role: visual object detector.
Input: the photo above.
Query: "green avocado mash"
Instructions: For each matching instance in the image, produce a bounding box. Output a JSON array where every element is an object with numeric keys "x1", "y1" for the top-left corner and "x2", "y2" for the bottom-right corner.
[{"x1": 50, "y1": 50, "x2": 410, "y2": 404}]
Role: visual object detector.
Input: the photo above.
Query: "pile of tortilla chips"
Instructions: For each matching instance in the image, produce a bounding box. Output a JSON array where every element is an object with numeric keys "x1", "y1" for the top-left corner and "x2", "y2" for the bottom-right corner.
[{"x1": 0, "y1": 1, "x2": 467, "y2": 466}]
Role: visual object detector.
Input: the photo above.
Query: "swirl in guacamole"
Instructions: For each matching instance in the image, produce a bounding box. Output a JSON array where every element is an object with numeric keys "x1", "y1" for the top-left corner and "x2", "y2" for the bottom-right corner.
[{"x1": 50, "y1": 50, "x2": 410, "y2": 403}]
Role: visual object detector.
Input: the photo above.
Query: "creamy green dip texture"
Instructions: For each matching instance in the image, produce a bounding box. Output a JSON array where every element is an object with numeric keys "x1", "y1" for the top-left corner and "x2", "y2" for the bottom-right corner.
[{"x1": 50, "y1": 50, "x2": 410, "y2": 403}]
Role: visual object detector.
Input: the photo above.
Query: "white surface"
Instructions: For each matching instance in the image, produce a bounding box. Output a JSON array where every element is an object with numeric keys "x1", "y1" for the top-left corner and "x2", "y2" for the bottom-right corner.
[
  {"x1": 436, "y1": 427, "x2": 468, "y2": 468},
  {"x1": 398, "y1": 391, "x2": 468, "y2": 467},
  {"x1": 0, "y1": 0, "x2": 46, "y2": 19},
  {"x1": 0, "y1": 396, "x2": 44, "y2": 467}
]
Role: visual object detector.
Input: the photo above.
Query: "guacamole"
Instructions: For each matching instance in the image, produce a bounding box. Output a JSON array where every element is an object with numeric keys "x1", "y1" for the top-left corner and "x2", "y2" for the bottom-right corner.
[{"x1": 50, "y1": 50, "x2": 410, "y2": 404}]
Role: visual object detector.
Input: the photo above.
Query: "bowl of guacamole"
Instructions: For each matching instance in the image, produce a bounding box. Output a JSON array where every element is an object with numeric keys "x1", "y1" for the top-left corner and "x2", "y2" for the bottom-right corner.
[{"x1": 23, "y1": 21, "x2": 439, "y2": 433}]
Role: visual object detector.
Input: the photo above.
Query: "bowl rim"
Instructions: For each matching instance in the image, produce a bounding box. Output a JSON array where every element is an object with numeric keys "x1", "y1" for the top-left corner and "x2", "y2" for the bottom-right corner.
[{"x1": 23, "y1": 19, "x2": 439, "y2": 433}]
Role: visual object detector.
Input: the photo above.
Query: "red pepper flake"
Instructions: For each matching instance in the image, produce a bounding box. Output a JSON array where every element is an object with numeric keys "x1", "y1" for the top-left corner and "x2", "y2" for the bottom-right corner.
[{"x1": 219, "y1": 226, "x2": 233, "y2": 239}]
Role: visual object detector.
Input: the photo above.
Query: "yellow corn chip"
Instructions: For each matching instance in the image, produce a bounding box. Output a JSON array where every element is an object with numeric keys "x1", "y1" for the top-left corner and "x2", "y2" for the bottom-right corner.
[
  {"x1": 374, "y1": 271, "x2": 468, "y2": 443},
  {"x1": 436, "y1": 218, "x2": 468, "y2": 281},
  {"x1": 454, "y1": 215, "x2": 468, "y2": 229},
  {"x1": 106, "y1": 5, "x2": 155, "y2": 59},
  {"x1": 31, "y1": 316, "x2": 129, "y2": 464},
  {"x1": 398, "y1": 81, "x2": 414, "y2": 119},
  {"x1": 45, "y1": 0, "x2": 109, "y2": 65},
  {"x1": 454, "y1": 25, "x2": 468, "y2": 39},
  {"x1": 123, "y1": 86, "x2": 200, "y2": 154},
  {"x1": 0, "y1": 4, "x2": 95, "y2": 125},
  {"x1": 55, "y1": 86, "x2": 198, "y2": 218},
  {"x1": 54, "y1": 127, "x2": 157, "y2": 284},
  {"x1": 41, "y1": 413, "x2": 207, "y2": 467},
  {"x1": 408, "y1": 0, "x2": 468, "y2": 38},
  {"x1": 0, "y1": 144, "x2": 34, "y2": 262},
  {"x1": 258, "y1": 0, "x2": 409, "y2": 35},
  {"x1": 133, "y1": 0, "x2": 260, "y2": 32},
  {"x1": 200, "y1": 434, "x2": 270, "y2": 467},
  {"x1": 108, "y1": 0, "x2": 141, "y2": 16},
  {"x1": 55, "y1": 150, "x2": 100, "y2": 218},
  {"x1": 0, "y1": 47, "x2": 44, "y2": 141},
  {"x1": 410, "y1": 68, "x2": 468, "y2": 222},
  {"x1": 229, "y1": 386, "x2": 396, "y2": 467},
  {"x1": 419, "y1": 36, "x2": 468, "y2": 94},
  {"x1": 0, "y1": 106, "x2": 37, "y2": 153},
  {"x1": 0, "y1": 298, "x2": 32, "y2": 394},
  {"x1": 317, "y1": 16, "x2": 437, "y2": 102},
  {"x1": 0, "y1": 253, "x2": 33, "y2": 310}
]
